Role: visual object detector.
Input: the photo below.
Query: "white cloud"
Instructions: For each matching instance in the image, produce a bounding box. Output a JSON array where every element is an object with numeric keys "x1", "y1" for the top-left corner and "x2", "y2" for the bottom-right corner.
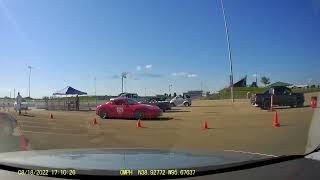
[
  {"x1": 136, "y1": 66, "x2": 142, "y2": 71},
  {"x1": 144, "y1": 64, "x2": 152, "y2": 70},
  {"x1": 172, "y1": 72, "x2": 197, "y2": 78},
  {"x1": 187, "y1": 74, "x2": 197, "y2": 78}
]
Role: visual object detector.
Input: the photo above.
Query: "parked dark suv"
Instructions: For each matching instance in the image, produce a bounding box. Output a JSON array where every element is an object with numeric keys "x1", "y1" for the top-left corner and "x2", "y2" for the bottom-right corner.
[{"x1": 251, "y1": 86, "x2": 304, "y2": 110}]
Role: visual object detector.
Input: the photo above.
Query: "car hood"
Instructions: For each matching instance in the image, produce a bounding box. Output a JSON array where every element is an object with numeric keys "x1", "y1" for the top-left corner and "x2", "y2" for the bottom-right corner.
[
  {"x1": 139, "y1": 104, "x2": 158, "y2": 109},
  {"x1": 0, "y1": 148, "x2": 271, "y2": 174}
]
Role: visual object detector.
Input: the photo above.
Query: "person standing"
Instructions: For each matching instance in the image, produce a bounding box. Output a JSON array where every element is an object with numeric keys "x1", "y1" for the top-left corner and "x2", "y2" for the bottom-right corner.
[
  {"x1": 75, "y1": 95, "x2": 80, "y2": 111},
  {"x1": 16, "y1": 92, "x2": 23, "y2": 115}
]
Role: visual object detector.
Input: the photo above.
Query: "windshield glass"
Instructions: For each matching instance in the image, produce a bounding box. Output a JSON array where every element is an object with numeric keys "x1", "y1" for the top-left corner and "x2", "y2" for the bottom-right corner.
[
  {"x1": 128, "y1": 99, "x2": 138, "y2": 105},
  {"x1": 0, "y1": 0, "x2": 319, "y2": 176}
]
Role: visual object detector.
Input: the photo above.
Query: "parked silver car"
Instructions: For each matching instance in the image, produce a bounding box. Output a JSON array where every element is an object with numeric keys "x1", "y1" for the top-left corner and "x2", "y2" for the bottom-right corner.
[
  {"x1": 170, "y1": 95, "x2": 192, "y2": 107},
  {"x1": 14, "y1": 99, "x2": 28, "y2": 111}
]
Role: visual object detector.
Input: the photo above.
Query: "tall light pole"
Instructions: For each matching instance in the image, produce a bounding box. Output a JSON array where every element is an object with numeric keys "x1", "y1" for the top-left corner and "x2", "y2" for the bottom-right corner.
[
  {"x1": 121, "y1": 72, "x2": 128, "y2": 93},
  {"x1": 255, "y1": 72, "x2": 258, "y2": 85},
  {"x1": 220, "y1": 0, "x2": 234, "y2": 103},
  {"x1": 27, "y1": 66, "x2": 33, "y2": 98},
  {"x1": 169, "y1": 84, "x2": 172, "y2": 95},
  {"x1": 94, "y1": 77, "x2": 97, "y2": 106}
]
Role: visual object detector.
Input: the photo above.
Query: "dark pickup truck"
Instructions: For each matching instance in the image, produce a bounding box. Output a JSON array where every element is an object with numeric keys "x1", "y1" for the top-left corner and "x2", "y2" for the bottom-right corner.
[
  {"x1": 251, "y1": 86, "x2": 304, "y2": 110},
  {"x1": 139, "y1": 97, "x2": 171, "y2": 112}
]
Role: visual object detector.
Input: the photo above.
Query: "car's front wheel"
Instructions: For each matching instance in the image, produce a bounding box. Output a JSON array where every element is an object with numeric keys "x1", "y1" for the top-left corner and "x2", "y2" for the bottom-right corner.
[
  {"x1": 184, "y1": 102, "x2": 189, "y2": 107},
  {"x1": 98, "y1": 108, "x2": 108, "y2": 119},
  {"x1": 134, "y1": 110, "x2": 144, "y2": 120}
]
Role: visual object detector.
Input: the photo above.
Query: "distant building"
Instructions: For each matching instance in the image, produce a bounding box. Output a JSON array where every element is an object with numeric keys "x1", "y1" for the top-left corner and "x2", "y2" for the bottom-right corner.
[
  {"x1": 233, "y1": 76, "x2": 247, "y2": 87},
  {"x1": 183, "y1": 90, "x2": 203, "y2": 98}
]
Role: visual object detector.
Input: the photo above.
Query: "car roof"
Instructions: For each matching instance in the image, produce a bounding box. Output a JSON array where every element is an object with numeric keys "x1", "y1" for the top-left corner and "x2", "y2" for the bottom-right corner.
[{"x1": 110, "y1": 97, "x2": 129, "y2": 101}]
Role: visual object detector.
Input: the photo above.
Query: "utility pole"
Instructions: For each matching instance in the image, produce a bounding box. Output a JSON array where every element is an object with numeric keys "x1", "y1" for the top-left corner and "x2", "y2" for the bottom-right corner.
[
  {"x1": 255, "y1": 72, "x2": 258, "y2": 85},
  {"x1": 122, "y1": 77, "x2": 124, "y2": 93},
  {"x1": 121, "y1": 72, "x2": 127, "y2": 93},
  {"x1": 220, "y1": 0, "x2": 234, "y2": 103},
  {"x1": 169, "y1": 84, "x2": 172, "y2": 95},
  {"x1": 94, "y1": 77, "x2": 97, "y2": 107},
  {"x1": 28, "y1": 66, "x2": 33, "y2": 98},
  {"x1": 14, "y1": 88, "x2": 15, "y2": 98}
]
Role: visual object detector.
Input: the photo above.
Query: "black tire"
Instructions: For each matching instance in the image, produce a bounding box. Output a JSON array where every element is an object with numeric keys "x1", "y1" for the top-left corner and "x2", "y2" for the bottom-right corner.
[
  {"x1": 134, "y1": 110, "x2": 144, "y2": 119},
  {"x1": 170, "y1": 103, "x2": 176, "y2": 107},
  {"x1": 261, "y1": 100, "x2": 271, "y2": 110},
  {"x1": 296, "y1": 102, "x2": 304, "y2": 108},
  {"x1": 98, "y1": 108, "x2": 108, "y2": 119},
  {"x1": 184, "y1": 102, "x2": 189, "y2": 107}
]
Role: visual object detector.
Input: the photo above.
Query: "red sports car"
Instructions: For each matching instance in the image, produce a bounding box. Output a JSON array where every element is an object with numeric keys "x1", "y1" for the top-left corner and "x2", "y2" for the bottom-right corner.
[{"x1": 96, "y1": 97, "x2": 162, "y2": 119}]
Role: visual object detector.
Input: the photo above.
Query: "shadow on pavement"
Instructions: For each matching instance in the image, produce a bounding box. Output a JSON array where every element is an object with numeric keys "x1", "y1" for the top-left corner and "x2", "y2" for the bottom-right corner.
[
  {"x1": 274, "y1": 105, "x2": 311, "y2": 110},
  {"x1": 101, "y1": 117, "x2": 174, "y2": 121},
  {"x1": 165, "y1": 110, "x2": 190, "y2": 113},
  {"x1": 21, "y1": 114, "x2": 35, "y2": 117},
  {"x1": 191, "y1": 105, "x2": 230, "y2": 108}
]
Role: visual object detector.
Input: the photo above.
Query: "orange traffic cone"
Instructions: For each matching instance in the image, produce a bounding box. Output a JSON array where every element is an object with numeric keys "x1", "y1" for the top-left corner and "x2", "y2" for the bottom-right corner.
[
  {"x1": 136, "y1": 119, "x2": 142, "y2": 128},
  {"x1": 20, "y1": 135, "x2": 28, "y2": 151},
  {"x1": 202, "y1": 121, "x2": 209, "y2": 130},
  {"x1": 91, "y1": 118, "x2": 98, "y2": 125},
  {"x1": 50, "y1": 113, "x2": 54, "y2": 119},
  {"x1": 273, "y1": 111, "x2": 280, "y2": 128}
]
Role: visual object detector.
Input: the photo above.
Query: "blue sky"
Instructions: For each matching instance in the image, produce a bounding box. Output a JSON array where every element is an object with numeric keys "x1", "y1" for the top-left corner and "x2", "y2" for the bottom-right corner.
[{"x1": 0, "y1": 0, "x2": 319, "y2": 98}]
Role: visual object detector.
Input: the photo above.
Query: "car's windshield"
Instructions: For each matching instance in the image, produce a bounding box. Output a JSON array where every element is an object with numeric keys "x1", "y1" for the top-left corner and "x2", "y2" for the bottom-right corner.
[
  {"x1": 127, "y1": 99, "x2": 138, "y2": 105},
  {"x1": 0, "y1": 0, "x2": 319, "y2": 176}
]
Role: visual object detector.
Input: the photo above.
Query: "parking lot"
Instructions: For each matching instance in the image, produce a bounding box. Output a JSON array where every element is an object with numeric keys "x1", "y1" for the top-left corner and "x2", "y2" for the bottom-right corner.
[{"x1": 5, "y1": 93, "x2": 317, "y2": 156}]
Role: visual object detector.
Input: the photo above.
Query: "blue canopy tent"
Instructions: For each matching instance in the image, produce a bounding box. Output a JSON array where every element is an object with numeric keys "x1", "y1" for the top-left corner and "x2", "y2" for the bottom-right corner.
[
  {"x1": 53, "y1": 86, "x2": 88, "y2": 111},
  {"x1": 53, "y1": 86, "x2": 87, "y2": 96}
]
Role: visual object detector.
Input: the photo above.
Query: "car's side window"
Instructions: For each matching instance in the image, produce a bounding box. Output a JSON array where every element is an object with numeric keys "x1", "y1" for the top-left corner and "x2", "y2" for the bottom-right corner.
[
  {"x1": 114, "y1": 100, "x2": 125, "y2": 105},
  {"x1": 283, "y1": 89, "x2": 291, "y2": 95},
  {"x1": 274, "y1": 88, "x2": 282, "y2": 95},
  {"x1": 127, "y1": 99, "x2": 136, "y2": 105}
]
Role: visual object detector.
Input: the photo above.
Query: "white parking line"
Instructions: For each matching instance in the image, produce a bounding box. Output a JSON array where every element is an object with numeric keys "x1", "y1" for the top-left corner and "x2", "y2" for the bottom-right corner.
[
  {"x1": 224, "y1": 150, "x2": 278, "y2": 157},
  {"x1": 19, "y1": 124, "x2": 88, "y2": 131},
  {"x1": 21, "y1": 130, "x2": 95, "y2": 137}
]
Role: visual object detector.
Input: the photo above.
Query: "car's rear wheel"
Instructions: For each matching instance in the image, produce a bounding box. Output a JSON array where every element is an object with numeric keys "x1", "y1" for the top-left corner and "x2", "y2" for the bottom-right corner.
[
  {"x1": 170, "y1": 103, "x2": 176, "y2": 107},
  {"x1": 184, "y1": 102, "x2": 189, "y2": 107},
  {"x1": 296, "y1": 101, "x2": 304, "y2": 108},
  {"x1": 98, "y1": 108, "x2": 108, "y2": 119},
  {"x1": 134, "y1": 110, "x2": 144, "y2": 120}
]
